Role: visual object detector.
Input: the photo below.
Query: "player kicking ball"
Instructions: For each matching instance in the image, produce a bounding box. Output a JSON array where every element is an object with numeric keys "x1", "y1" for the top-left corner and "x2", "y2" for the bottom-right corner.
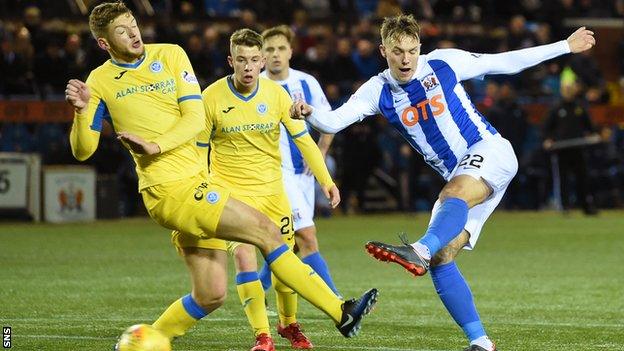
[
  {"x1": 65, "y1": 2, "x2": 378, "y2": 349},
  {"x1": 291, "y1": 14, "x2": 595, "y2": 351}
]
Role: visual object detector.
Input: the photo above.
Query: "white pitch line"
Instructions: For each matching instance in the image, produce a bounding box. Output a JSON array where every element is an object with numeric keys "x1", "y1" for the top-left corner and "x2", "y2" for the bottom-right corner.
[
  {"x1": 4, "y1": 317, "x2": 622, "y2": 329},
  {"x1": 18, "y1": 335, "x2": 447, "y2": 351}
]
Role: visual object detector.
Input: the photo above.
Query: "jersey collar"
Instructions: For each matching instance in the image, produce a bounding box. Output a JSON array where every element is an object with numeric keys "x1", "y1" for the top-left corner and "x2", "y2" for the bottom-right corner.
[
  {"x1": 227, "y1": 75, "x2": 259, "y2": 102},
  {"x1": 110, "y1": 51, "x2": 147, "y2": 69}
]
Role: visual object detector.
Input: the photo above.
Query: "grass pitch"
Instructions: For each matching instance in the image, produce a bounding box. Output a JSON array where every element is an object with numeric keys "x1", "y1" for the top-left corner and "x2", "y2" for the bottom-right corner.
[{"x1": 1, "y1": 211, "x2": 623, "y2": 350}]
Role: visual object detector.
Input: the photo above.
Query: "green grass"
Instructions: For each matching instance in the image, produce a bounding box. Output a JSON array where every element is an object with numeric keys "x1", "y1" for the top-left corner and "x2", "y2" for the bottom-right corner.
[{"x1": 1, "y1": 211, "x2": 623, "y2": 350}]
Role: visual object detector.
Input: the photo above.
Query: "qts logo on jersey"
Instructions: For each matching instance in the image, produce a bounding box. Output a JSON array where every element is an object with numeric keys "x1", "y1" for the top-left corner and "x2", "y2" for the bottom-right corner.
[{"x1": 401, "y1": 94, "x2": 446, "y2": 127}]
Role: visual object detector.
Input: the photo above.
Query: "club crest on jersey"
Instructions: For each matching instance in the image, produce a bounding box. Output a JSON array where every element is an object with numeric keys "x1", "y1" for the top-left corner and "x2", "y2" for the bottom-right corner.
[
  {"x1": 292, "y1": 90, "x2": 304, "y2": 102},
  {"x1": 421, "y1": 73, "x2": 439, "y2": 92},
  {"x1": 257, "y1": 102, "x2": 268, "y2": 115},
  {"x1": 149, "y1": 61, "x2": 163, "y2": 73},
  {"x1": 206, "y1": 191, "x2": 220, "y2": 204}
]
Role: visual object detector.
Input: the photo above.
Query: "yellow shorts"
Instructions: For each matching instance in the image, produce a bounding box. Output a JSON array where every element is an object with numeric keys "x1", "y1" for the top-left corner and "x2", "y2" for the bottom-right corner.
[
  {"x1": 141, "y1": 171, "x2": 230, "y2": 240},
  {"x1": 172, "y1": 191, "x2": 294, "y2": 253}
]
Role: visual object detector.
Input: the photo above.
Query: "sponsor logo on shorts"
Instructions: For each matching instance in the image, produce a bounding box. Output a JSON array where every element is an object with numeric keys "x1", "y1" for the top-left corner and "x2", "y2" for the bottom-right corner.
[
  {"x1": 206, "y1": 191, "x2": 220, "y2": 204},
  {"x1": 193, "y1": 182, "x2": 209, "y2": 201}
]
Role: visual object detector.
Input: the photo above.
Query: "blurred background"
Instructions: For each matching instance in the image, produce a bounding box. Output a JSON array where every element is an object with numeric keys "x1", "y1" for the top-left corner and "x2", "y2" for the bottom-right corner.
[{"x1": 1, "y1": 0, "x2": 624, "y2": 222}]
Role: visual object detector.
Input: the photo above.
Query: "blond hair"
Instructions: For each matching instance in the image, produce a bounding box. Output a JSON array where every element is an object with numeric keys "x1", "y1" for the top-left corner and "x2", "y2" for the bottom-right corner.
[
  {"x1": 230, "y1": 28, "x2": 263, "y2": 53},
  {"x1": 380, "y1": 14, "x2": 420, "y2": 45},
  {"x1": 261, "y1": 25, "x2": 294, "y2": 45},
  {"x1": 88, "y1": 0, "x2": 132, "y2": 39}
]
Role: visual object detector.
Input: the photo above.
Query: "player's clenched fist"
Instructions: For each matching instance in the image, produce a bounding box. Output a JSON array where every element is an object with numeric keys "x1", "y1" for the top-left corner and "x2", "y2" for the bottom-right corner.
[
  {"x1": 290, "y1": 101, "x2": 313, "y2": 120},
  {"x1": 567, "y1": 26, "x2": 596, "y2": 53},
  {"x1": 65, "y1": 79, "x2": 90, "y2": 114}
]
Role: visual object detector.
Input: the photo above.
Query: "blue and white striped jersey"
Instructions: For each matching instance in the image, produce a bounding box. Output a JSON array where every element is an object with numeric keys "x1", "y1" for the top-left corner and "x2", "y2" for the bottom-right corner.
[
  {"x1": 261, "y1": 68, "x2": 331, "y2": 174},
  {"x1": 307, "y1": 41, "x2": 570, "y2": 180}
]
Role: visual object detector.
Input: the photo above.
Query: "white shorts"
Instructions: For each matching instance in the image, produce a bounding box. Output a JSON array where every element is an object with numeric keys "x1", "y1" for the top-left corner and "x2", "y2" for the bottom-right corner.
[
  {"x1": 434, "y1": 135, "x2": 518, "y2": 249},
  {"x1": 282, "y1": 171, "x2": 316, "y2": 231}
]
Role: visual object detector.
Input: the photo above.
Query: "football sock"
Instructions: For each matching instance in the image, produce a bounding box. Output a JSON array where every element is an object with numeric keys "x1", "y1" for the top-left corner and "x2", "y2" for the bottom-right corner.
[
  {"x1": 236, "y1": 271, "x2": 270, "y2": 336},
  {"x1": 266, "y1": 244, "x2": 342, "y2": 323},
  {"x1": 152, "y1": 294, "x2": 207, "y2": 339},
  {"x1": 430, "y1": 262, "x2": 486, "y2": 342},
  {"x1": 471, "y1": 336, "x2": 495, "y2": 350},
  {"x1": 258, "y1": 262, "x2": 273, "y2": 291},
  {"x1": 274, "y1": 274, "x2": 298, "y2": 325},
  {"x1": 302, "y1": 251, "x2": 340, "y2": 297},
  {"x1": 417, "y1": 197, "x2": 468, "y2": 258}
]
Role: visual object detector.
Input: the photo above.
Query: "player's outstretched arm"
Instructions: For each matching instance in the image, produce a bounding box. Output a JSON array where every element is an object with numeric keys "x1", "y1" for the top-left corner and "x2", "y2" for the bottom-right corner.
[
  {"x1": 445, "y1": 27, "x2": 596, "y2": 81},
  {"x1": 67, "y1": 79, "x2": 101, "y2": 161},
  {"x1": 291, "y1": 78, "x2": 381, "y2": 134}
]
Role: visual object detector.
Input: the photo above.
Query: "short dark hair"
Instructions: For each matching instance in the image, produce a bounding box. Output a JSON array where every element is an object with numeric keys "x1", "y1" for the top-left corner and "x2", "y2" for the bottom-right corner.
[{"x1": 89, "y1": 1, "x2": 132, "y2": 39}]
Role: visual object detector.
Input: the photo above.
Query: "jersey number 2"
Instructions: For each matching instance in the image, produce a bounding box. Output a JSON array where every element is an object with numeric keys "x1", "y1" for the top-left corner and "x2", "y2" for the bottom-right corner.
[
  {"x1": 458, "y1": 154, "x2": 484, "y2": 168},
  {"x1": 280, "y1": 216, "x2": 294, "y2": 235}
]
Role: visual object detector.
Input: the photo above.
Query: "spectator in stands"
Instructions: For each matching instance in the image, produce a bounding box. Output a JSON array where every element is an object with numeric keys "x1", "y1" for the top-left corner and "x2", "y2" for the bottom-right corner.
[
  {"x1": 327, "y1": 38, "x2": 359, "y2": 89},
  {"x1": 488, "y1": 83, "x2": 529, "y2": 209},
  {"x1": 22, "y1": 5, "x2": 47, "y2": 52},
  {"x1": 185, "y1": 33, "x2": 211, "y2": 89},
  {"x1": 543, "y1": 69, "x2": 598, "y2": 214},
  {"x1": 202, "y1": 26, "x2": 228, "y2": 82},
  {"x1": 568, "y1": 48, "x2": 609, "y2": 104},
  {"x1": 305, "y1": 38, "x2": 333, "y2": 83},
  {"x1": 351, "y1": 35, "x2": 383, "y2": 80},
  {"x1": 0, "y1": 26, "x2": 36, "y2": 96},
  {"x1": 339, "y1": 102, "x2": 380, "y2": 213},
  {"x1": 35, "y1": 38, "x2": 70, "y2": 98},
  {"x1": 64, "y1": 34, "x2": 87, "y2": 81},
  {"x1": 480, "y1": 80, "x2": 499, "y2": 110},
  {"x1": 504, "y1": 15, "x2": 537, "y2": 50}
]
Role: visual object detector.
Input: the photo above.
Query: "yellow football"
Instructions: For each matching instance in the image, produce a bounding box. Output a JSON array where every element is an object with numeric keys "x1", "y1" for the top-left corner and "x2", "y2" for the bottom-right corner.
[{"x1": 115, "y1": 324, "x2": 171, "y2": 351}]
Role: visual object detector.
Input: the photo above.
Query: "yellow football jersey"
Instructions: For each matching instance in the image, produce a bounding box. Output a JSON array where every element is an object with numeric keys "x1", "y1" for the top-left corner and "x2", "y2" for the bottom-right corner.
[
  {"x1": 200, "y1": 76, "x2": 333, "y2": 196},
  {"x1": 70, "y1": 43, "x2": 205, "y2": 190}
]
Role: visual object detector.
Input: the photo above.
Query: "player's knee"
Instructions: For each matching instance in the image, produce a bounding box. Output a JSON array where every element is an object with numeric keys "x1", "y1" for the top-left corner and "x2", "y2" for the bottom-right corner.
[
  {"x1": 439, "y1": 183, "x2": 468, "y2": 202},
  {"x1": 193, "y1": 289, "x2": 226, "y2": 311},
  {"x1": 233, "y1": 245, "x2": 257, "y2": 271},
  {"x1": 295, "y1": 227, "x2": 318, "y2": 253},
  {"x1": 430, "y1": 246, "x2": 456, "y2": 267}
]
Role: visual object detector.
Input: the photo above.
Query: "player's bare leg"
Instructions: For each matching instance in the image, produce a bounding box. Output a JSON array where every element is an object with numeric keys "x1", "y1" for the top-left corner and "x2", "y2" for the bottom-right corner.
[
  {"x1": 366, "y1": 175, "x2": 492, "y2": 276},
  {"x1": 218, "y1": 197, "x2": 378, "y2": 338},
  {"x1": 152, "y1": 248, "x2": 228, "y2": 339},
  {"x1": 295, "y1": 226, "x2": 319, "y2": 257}
]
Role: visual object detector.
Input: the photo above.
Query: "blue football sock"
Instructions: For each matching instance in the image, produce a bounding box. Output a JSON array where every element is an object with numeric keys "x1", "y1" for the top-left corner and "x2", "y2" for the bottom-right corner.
[
  {"x1": 258, "y1": 262, "x2": 272, "y2": 291},
  {"x1": 302, "y1": 251, "x2": 340, "y2": 296},
  {"x1": 181, "y1": 293, "x2": 208, "y2": 319},
  {"x1": 418, "y1": 197, "x2": 468, "y2": 257},
  {"x1": 430, "y1": 262, "x2": 486, "y2": 342}
]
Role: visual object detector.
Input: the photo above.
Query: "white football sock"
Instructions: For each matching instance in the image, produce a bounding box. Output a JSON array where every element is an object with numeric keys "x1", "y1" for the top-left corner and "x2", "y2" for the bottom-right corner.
[
  {"x1": 411, "y1": 242, "x2": 431, "y2": 261},
  {"x1": 470, "y1": 336, "x2": 494, "y2": 350}
]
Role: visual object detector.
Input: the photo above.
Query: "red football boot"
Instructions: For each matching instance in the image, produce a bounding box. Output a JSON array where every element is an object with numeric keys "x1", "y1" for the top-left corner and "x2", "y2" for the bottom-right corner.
[
  {"x1": 277, "y1": 323, "x2": 313, "y2": 349},
  {"x1": 251, "y1": 333, "x2": 275, "y2": 351}
]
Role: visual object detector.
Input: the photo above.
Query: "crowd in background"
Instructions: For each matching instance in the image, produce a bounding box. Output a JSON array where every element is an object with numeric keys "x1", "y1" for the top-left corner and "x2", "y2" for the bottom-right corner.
[{"x1": 2, "y1": 0, "x2": 624, "y2": 216}]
